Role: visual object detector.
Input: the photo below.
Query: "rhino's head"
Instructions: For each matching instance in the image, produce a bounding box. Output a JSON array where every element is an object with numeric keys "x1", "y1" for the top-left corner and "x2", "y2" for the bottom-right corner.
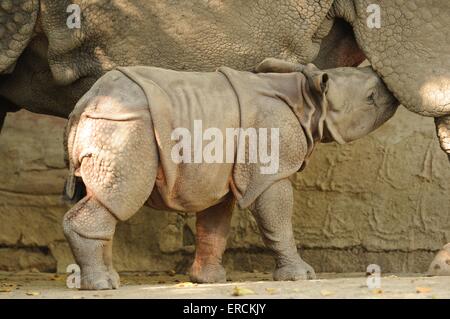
[
  {"x1": 304, "y1": 64, "x2": 399, "y2": 143},
  {"x1": 0, "y1": 0, "x2": 39, "y2": 74}
]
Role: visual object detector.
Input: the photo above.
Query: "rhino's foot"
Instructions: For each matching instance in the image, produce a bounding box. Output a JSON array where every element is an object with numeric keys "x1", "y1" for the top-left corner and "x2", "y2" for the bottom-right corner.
[
  {"x1": 428, "y1": 244, "x2": 450, "y2": 276},
  {"x1": 274, "y1": 259, "x2": 316, "y2": 281},
  {"x1": 80, "y1": 268, "x2": 120, "y2": 290},
  {"x1": 63, "y1": 196, "x2": 121, "y2": 290},
  {"x1": 189, "y1": 263, "x2": 227, "y2": 283},
  {"x1": 108, "y1": 268, "x2": 121, "y2": 287}
]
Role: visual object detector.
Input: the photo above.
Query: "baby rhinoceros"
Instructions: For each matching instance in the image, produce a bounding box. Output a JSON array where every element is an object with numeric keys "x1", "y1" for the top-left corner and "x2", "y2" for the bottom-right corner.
[{"x1": 64, "y1": 59, "x2": 398, "y2": 290}]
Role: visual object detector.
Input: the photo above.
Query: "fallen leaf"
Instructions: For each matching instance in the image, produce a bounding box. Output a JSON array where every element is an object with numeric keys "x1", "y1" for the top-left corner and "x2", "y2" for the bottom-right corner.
[
  {"x1": 416, "y1": 287, "x2": 432, "y2": 294},
  {"x1": 265, "y1": 288, "x2": 278, "y2": 295},
  {"x1": 0, "y1": 288, "x2": 12, "y2": 293},
  {"x1": 26, "y1": 291, "x2": 40, "y2": 296},
  {"x1": 232, "y1": 286, "x2": 256, "y2": 296},
  {"x1": 174, "y1": 282, "x2": 197, "y2": 288},
  {"x1": 372, "y1": 289, "x2": 383, "y2": 294},
  {"x1": 320, "y1": 289, "x2": 335, "y2": 297},
  {"x1": 0, "y1": 283, "x2": 17, "y2": 293}
]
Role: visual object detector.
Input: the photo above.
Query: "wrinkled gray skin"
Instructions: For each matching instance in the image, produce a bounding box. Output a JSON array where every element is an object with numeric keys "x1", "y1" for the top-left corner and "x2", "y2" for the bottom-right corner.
[
  {"x1": 64, "y1": 64, "x2": 398, "y2": 289},
  {"x1": 1, "y1": 0, "x2": 449, "y2": 275}
]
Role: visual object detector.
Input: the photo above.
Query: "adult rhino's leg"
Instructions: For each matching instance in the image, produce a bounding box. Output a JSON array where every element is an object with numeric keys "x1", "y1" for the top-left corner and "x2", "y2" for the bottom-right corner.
[
  {"x1": 250, "y1": 179, "x2": 315, "y2": 281},
  {"x1": 428, "y1": 116, "x2": 450, "y2": 275},
  {"x1": 428, "y1": 104, "x2": 450, "y2": 276},
  {"x1": 435, "y1": 116, "x2": 450, "y2": 161},
  {"x1": 190, "y1": 194, "x2": 234, "y2": 283}
]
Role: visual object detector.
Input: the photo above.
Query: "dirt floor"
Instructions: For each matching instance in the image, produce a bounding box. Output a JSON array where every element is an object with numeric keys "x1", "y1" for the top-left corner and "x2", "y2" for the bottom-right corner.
[{"x1": 0, "y1": 271, "x2": 449, "y2": 299}]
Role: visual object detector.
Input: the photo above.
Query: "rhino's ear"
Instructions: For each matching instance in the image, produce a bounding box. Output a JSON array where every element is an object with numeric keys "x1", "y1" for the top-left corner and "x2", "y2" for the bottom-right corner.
[{"x1": 304, "y1": 63, "x2": 329, "y2": 95}]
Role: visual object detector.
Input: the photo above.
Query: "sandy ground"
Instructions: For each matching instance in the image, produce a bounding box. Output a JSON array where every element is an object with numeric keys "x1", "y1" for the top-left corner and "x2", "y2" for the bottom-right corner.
[{"x1": 0, "y1": 271, "x2": 449, "y2": 299}]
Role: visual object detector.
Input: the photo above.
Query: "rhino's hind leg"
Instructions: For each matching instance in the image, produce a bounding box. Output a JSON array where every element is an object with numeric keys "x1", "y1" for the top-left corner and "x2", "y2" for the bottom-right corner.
[
  {"x1": 63, "y1": 196, "x2": 119, "y2": 290},
  {"x1": 64, "y1": 110, "x2": 158, "y2": 290},
  {"x1": 250, "y1": 179, "x2": 315, "y2": 281},
  {"x1": 189, "y1": 194, "x2": 235, "y2": 283}
]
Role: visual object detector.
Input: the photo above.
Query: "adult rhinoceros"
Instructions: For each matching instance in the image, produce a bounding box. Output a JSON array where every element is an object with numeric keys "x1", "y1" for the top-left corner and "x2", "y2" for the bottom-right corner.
[{"x1": 0, "y1": 0, "x2": 449, "y2": 275}]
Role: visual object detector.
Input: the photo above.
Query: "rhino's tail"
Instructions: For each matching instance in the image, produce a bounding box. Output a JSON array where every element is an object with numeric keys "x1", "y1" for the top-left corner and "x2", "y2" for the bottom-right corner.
[
  {"x1": 63, "y1": 173, "x2": 86, "y2": 205},
  {"x1": 62, "y1": 103, "x2": 86, "y2": 205}
]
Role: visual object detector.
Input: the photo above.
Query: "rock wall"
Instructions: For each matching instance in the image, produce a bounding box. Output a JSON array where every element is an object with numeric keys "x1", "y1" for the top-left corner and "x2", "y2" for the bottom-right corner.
[{"x1": 0, "y1": 108, "x2": 449, "y2": 274}]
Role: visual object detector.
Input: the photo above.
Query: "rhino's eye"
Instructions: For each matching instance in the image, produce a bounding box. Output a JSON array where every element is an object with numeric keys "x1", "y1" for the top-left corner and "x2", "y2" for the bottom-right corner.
[{"x1": 367, "y1": 92, "x2": 376, "y2": 105}]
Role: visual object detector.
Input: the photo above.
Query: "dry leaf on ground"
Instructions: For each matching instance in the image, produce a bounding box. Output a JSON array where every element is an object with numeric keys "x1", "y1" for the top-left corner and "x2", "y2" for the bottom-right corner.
[
  {"x1": 416, "y1": 287, "x2": 432, "y2": 294},
  {"x1": 0, "y1": 287, "x2": 12, "y2": 293},
  {"x1": 320, "y1": 289, "x2": 335, "y2": 297},
  {"x1": 174, "y1": 282, "x2": 197, "y2": 288},
  {"x1": 0, "y1": 282, "x2": 17, "y2": 293},
  {"x1": 25, "y1": 291, "x2": 40, "y2": 296},
  {"x1": 265, "y1": 288, "x2": 278, "y2": 295},
  {"x1": 372, "y1": 289, "x2": 383, "y2": 294},
  {"x1": 232, "y1": 286, "x2": 256, "y2": 296}
]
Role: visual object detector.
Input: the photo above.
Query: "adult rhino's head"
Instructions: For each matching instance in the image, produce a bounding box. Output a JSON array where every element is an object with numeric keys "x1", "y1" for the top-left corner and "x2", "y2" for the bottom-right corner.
[
  {"x1": 0, "y1": 0, "x2": 39, "y2": 74},
  {"x1": 333, "y1": 0, "x2": 450, "y2": 117}
]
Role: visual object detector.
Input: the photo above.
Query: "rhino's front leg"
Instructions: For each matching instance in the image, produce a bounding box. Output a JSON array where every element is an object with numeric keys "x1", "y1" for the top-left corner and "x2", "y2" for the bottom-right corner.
[
  {"x1": 250, "y1": 179, "x2": 315, "y2": 280},
  {"x1": 63, "y1": 196, "x2": 119, "y2": 290},
  {"x1": 189, "y1": 194, "x2": 234, "y2": 283}
]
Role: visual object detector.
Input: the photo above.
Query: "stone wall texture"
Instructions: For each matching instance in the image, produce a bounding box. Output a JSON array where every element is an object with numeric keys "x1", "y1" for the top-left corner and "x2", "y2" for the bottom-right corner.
[{"x1": 1, "y1": 108, "x2": 449, "y2": 274}]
